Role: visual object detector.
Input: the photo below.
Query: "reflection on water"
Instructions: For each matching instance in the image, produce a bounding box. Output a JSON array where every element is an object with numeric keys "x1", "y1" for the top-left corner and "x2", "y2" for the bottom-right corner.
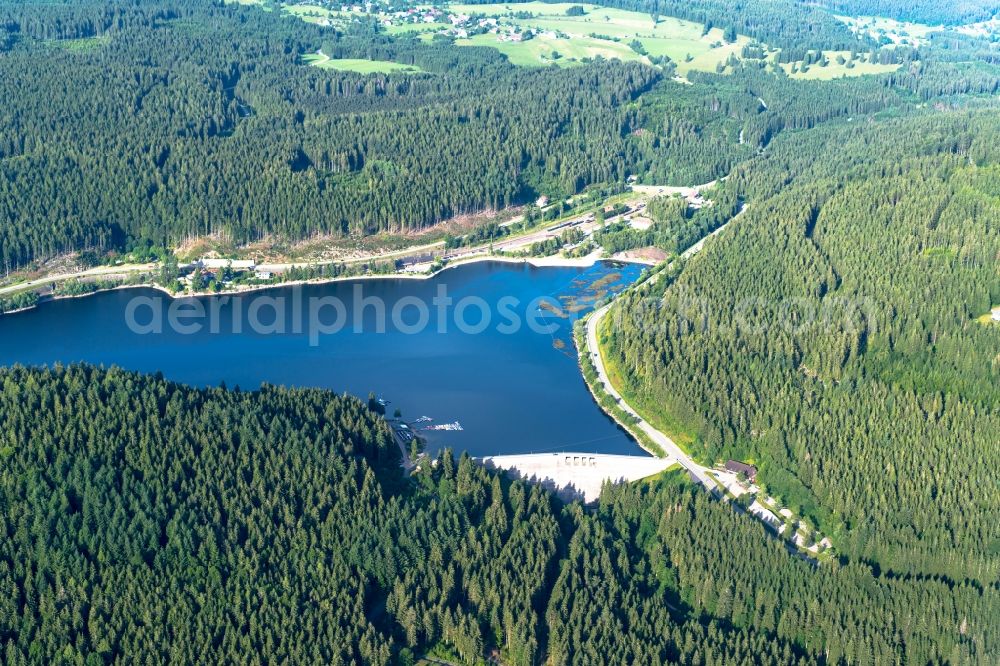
[{"x1": 0, "y1": 261, "x2": 646, "y2": 457}]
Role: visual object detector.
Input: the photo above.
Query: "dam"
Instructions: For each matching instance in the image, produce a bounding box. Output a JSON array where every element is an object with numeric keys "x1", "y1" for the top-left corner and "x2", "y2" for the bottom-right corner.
[{"x1": 478, "y1": 452, "x2": 677, "y2": 503}]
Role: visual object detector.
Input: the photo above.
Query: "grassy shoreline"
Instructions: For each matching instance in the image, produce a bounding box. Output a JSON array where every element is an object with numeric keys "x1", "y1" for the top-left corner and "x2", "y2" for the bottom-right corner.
[
  {"x1": 596, "y1": 311, "x2": 702, "y2": 458},
  {"x1": 573, "y1": 318, "x2": 665, "y2": 458},
  {"x1": 0, "y1": 253, "x2": 626, "y2": 318}
]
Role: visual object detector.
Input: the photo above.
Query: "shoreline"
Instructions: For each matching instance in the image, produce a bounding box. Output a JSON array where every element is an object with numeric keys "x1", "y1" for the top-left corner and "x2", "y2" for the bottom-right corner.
[
  {"x1": 0, "y1": 183, "x2": 671, "y2": 317},
  {"x1": 572, "y1": 315, "x2": 662, "y2": 461},
  {"x1": 0, "y1": 252, "x2": 651, "y2": 318}
]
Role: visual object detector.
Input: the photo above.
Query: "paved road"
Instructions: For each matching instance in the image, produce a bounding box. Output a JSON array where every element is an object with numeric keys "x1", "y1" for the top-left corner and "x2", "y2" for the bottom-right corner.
[
  {"x1": 581, "y1": 204, "x2": 749, "y2": 495},
  {"x1": 679, "y1": 202, "x2": 745, "y2": 260},
  {"x1": 0, "y1": 263, "x2": 157, "y2": 297},
  {"x1": 585, "y1": 303, "x2": 720, "y2": 494}
]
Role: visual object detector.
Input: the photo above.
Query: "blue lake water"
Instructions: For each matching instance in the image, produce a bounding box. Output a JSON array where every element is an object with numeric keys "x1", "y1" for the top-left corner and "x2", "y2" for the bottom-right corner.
[{"x1": 0, "y1": 260, "x2": 647, "y2": 457}]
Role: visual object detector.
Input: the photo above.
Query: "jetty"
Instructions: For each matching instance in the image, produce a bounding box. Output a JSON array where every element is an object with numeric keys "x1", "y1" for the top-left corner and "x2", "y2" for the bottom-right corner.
[{"x1": 423, "y1": 421, "x2": 463, "y2": 431}]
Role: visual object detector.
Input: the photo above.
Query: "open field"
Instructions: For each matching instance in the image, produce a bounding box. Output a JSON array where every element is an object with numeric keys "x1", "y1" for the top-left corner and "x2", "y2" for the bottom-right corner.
[
  {"x1": 245, "y1": 1, "x2": 894, "y2": 78},
  {"x1": 225, "y1": 0, "x2": 274, "y2": 8},
  {"x1": 835, "y1": 14, "x2": 941, "y2": 46},
  {"x1": 640, "y1": 25, "x2": 749, "y2": 74},
  {"x1": 450, "y1": 2, "x2": 595, "y2": 16},
  {"x1": 956, "y1": 17, "x2": 1000, "y2": 38},
  {"x1": 228, "y1": 1, "x2": 337, "y2": 22},
  {"x1": 282, "y1": 3, "x2": 335, "y2": 23},
  {"x1": 244, "y1": 0, "x2": 748, "y2": 74},
  {"x1": 449, "y1": 2, "x2": 751, "y2": 74},
  {"x1": 45, "y1": 36, "x2": 110, "y2": 51},
  {"x1": 282, "y1": 3, "x2": 332, "y2": 15},
  {"x1": 302, "y1": 52, "x2": 424, "y2": 73},
  {"x1": 776, "y1": 50, "x2": 901, "y2": 79},
  {"x1": 456, "y1": 30, "x2": 640, "y2": 67}
]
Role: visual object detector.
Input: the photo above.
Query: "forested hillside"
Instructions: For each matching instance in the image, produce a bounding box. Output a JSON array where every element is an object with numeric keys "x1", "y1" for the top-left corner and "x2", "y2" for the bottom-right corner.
[
  {"x1": 0, "y1": 0, "x2": 668, "y2": 270},
  {"x1": 826, "y1": 0, "x2": 1000, "y2": 25},
  {"x1": 0, "y1": 365, "x2": 995, "y2": 664},
  {"x1": 605, "y1": 108, "x2": 1000, "y2": 584},
  {"x1": 0, "y1": 0, "x2": 989, "y2": 271},
  {"x1": 2, "y1": 0, "x2": 1000, "y2": 661}
]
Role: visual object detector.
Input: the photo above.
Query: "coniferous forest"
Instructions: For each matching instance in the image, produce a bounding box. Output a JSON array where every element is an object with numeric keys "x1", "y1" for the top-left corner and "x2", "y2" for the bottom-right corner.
[
  {"x1": 0, "y1": 0, "x2": 990, "y2": 271},
  {"x1": 604, "y1": 108, "x2": 1000, "y2": 584},
  {"x1": 0, "y1": 0, "x2": 663, "y2": 269},
  {"x1": 0, "y1": 365, "x2": 996, "y2": 664},
  {"x1": 1, "y1": 0, "x2": 1000, "y2": 663}
]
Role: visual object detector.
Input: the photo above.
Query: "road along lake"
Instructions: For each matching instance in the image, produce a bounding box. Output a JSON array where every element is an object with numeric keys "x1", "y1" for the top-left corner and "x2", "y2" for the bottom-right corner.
[{"x1": 0, "y1": 260, "x2": 647, "y2": 457}]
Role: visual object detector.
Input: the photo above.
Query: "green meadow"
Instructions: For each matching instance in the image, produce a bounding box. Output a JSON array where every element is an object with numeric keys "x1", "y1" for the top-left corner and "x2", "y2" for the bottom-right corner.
[
  {"x1": 447, "y1": 2, "x2": 751, "y2": 73},
  {"x1": 386, "y1": 21, "x2": 452, "y2": 36},
  {"x1": 281, "y1": 3, "x2": 337, "y2": 24},
  {"x1": 776, "y1": 50, "x2": 901, "y2": 79},
  {"x1": 45, "y1": 36, "x2": 110, "y2": 51},
  {"x1": 835, "y1": 14, "x2": 941, "y2": 46},
  {"x1": 455, "y1": 31, "x2": 640, "y2": 67},
  {"x1": 302, "y1": 52, "x2": 424, "y2": 74},
  {"x1": 269, "y1": 1, "x2": 902, "y2": 78}
]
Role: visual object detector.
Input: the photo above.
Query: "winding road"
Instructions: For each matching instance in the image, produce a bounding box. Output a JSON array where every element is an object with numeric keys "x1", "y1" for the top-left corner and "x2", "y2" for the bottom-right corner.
[
  {"x1": 584, "y1": 303, "x2": 719, "y2": 494},
  {"x1": 0, "y1": 263, "x2": 158, "y2": 297},
  {"x1": 581, "y1": 204, "x2": 748, "y2": 495}
]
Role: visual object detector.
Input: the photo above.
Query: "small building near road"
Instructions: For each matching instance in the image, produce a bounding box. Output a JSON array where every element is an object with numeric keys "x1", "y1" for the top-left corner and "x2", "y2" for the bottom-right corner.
[{"x1": 724, "y1": 460, "x2": 757, "y2": 482}]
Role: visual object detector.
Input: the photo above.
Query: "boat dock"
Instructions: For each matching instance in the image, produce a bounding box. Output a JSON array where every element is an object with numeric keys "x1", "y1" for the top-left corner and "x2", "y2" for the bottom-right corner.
[{"x1": 423, "y1": 421, "x2": 463, "y2": 432}]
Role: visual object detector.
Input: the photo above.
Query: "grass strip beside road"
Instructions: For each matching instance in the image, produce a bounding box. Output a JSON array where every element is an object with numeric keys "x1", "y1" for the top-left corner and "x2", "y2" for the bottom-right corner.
[
  {"x1": 574, "y1": 320, "x2": 665, "y2": 457},
  {"x1": 595, "y1": 295, "x2": 702, "y2": 460}
]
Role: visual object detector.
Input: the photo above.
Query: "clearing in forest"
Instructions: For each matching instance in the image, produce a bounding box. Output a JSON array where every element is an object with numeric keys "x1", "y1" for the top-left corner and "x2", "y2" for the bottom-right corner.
[
  {"x1": 302, "y1": 52, "x2": 424, "y2": 74},
  {"x1": 44, "y1": 36, "x2": 110, "y2": 51},
  {"x1": 775, "y1": 50, "x2": 902, "y2": 79},
  {"x1": 835, "y1": 14, "x2": 941, "y2": 46},
  {"x1": 282, "y1": 3, "x2": 336, "y2": 23}
]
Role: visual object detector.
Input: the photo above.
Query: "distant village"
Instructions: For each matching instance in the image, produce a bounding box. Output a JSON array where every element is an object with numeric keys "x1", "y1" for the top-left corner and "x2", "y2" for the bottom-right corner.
[{"x1": 298, "y1": 0, "x2": 556, "y2": 43}]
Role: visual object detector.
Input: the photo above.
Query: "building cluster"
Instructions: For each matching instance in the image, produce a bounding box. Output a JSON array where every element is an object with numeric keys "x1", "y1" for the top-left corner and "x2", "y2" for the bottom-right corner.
[
  {"x1": 716, "y1": 459, "x2": 832, "y2": 556},
  {"x1": 180, "y1": 257, "x2": 276, "y2": 289},
  {"x1": 292, "y1": 1, "x2": 566, "y2": 45}
]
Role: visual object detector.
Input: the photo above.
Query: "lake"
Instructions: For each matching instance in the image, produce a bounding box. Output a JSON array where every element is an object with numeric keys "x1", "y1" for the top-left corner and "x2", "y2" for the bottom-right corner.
[{"x1": 0, "y1": 260, "x2": 648, "y2": 457}]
